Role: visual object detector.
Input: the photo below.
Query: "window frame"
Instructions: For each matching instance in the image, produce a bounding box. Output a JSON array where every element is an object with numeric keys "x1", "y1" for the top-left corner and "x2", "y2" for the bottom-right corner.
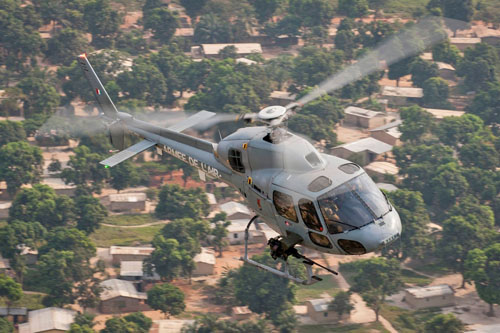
[
  {"x1": 308, "y1": 231, "x2": 333, "y2": 248},
  {"x1": 228, "y1": 148, "x2": 245, "y2": 173},
  {"x1": 273, "y1": 190, "x2": 298, "y2": 223},
  {"x1": 298, "y1": 198, "x2": 324, "y2": 232}
]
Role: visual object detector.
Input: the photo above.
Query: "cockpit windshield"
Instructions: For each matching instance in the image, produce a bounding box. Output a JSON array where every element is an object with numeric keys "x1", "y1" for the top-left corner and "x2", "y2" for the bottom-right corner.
[{"x1": 317, "y1": 173, "x2": 391, "y2": 234}]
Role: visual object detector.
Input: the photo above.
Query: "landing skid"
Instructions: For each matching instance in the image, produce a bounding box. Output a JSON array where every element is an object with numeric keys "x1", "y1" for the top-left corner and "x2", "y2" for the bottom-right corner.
[{"x1": 240, "y1": 216, "x2": 337, "y2": 285}]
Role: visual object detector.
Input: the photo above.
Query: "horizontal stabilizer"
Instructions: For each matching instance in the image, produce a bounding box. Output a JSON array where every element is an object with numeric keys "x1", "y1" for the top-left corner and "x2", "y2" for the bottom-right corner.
[
  {"x1": 100, "y1": 139, "x2": 155, "y2": 167},
  {"x1": 168, "y1": 111, "x2": 216, "y2": 132}
]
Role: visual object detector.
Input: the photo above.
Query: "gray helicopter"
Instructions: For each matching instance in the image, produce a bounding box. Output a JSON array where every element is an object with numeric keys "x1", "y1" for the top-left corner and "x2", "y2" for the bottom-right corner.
[{"x1": 76, "y1": 17, "x2": 458, "y2": 285}]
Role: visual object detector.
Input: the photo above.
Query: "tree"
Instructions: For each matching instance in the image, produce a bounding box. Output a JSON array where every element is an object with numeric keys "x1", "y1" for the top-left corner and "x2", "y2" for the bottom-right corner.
[
  {"x1": 388, "y1": 56, "x2": 417, "y2": 87},
  {"x1": 17, "y1": 75, "x2": 60, "y2": 118},
  {"x1": 348, "y1": 257, "x2": 402, "y2": 321},
  {"x1": 430, "y1": 162, "x2": 469, "y2": 209},
  {"x1": 194, "y1": 13, "x2": 233, "y2": 43},
  {"x1": 249, "y1": 0, "x2": 281, "y2": 24},
  {"x1": 46, "y1": 28, "x2": 89, "y2": 66},
  {"x1": 465, "y1": 243, "x2": 500, "y2": 316},
  {"x1": 180, "y1": 0, "x2": 209, "y2": 22},
  {"x1": 328, "y1": 290, "x2": 354, "y2": 318},
  {"x1": 288, "y1": 0, "x2": 335, "y2": 29},
  {"x1": 368, "y1": 0, "x2": 389, "y2": 19},
  {"x1": 338, "y1": 0, "x2": 369, "y2": 18},
  {"x1": 432, "y1": 40, "x2": 461, "y2": 66},
  {"x1": 83, "y1": 0, "x2": 121, "y2": 48},
  {"x1": 434, "y1": 114, "x2": 484, "y2": 148},
  {"x1": 210, "y1": 212, "x2": 231, "y2": 257},
  {"x1": 427, "y1": 0, "x2": 474, "y2": 23},
  {"x1": 147, "y1": 283, "x2": 185, "y2": 318},
  {"x1": 409, "y1": 58, "x2": 439, "y2": 88},
  {"x1": 0, "y1": 220, "x2": 46, "y2": 259},
  {"x1": 100, "y1": 317, "x2": 141, "y2": 333},
  {"x1": 334, "y1": 24, "x2": 357, "y2": 59},
  {"x1": 145, "y1": 237, "x2": 186, "y2": 281},
  {"x1": 155, "y1": 185, "x2": 210, "y2": 220},
  {"x1": 0, "y1": 121, "x2": 26, "y2": 146},
  {"x1": 382, "y1": 189, "x2": 433, "y2": 260},
  {"x1": 423, "y1": 313, "x2": 465, "y2": 333},
  {"x1": 0, "y1": 318, "x2": 14, "y2": 333},
  {"x1": 143, "y1": 7, "x2": 179, "y2": 43},
  {"x1": 123, "y1": 312, "x2": 153, "y2": 333},
  {"x1": 399, "y1": 105, "x2": 434, "y2": 143},
  {"x1": 74, "y1": 194, "x2": 107, "y2": 234},
  {"x1": 422, "y1": 77, "x2": 452, "y2": 109},
  {"x1": 456, "y1": 43, "x2": 498, "y2": 91},
  {"x1": 109, "y1": 160, "x2": 140, "y2": 193},
  {"x1": 61, "y1": 145, "x2": 109, "y2": 194},
  {"x1": 160, "y1": 218, "x2": 211, "y2": 256},
  {"x1": 291, "y1": 46, "x2": 344, "y2": 88},
  {"x1": 0, "y1": 274, "x2": 22, "y2": 309},
  {"x1": 468, "y1": 82, "x2": 500, "y2": 125},
  {"x1": 459, "y1": 139, "x2": 499, "y2": 170}
]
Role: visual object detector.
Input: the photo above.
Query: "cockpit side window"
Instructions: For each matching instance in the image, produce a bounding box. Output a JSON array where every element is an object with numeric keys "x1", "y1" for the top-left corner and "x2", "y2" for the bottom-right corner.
[
  {"x1": 298, "y1": 198, "x2": 323, "y2": 232},
  {"x1": 309, "y1": 232, "x2": 332, "y2": 248},
  {"x1": 228, "y1": 148, "x2": 245, "y2": 173},
  {"x1": 273, "y1": 191, "x2": 298, "y2": 223}
]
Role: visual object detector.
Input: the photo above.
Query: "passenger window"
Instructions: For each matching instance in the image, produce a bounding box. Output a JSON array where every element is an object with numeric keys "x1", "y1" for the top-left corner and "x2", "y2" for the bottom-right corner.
[
  {"x1": 273, "y1": 191, "x2": 298, "y2": 223},
  {"x1": 299, "y1": 198, "x2": 323, "y2": 232},
  {"x1": 309, "y1": 232, "x2": 332, "y2": 248},
  {"x1": 228, "y1": 148, "x2": 245, "y2": 173}
]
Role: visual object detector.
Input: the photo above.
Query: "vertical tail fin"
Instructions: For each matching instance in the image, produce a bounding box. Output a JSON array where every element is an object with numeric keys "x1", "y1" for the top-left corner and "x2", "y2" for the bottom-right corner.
[{"x1": 77, "y1": 53, "x2": 118, "y2": 118}]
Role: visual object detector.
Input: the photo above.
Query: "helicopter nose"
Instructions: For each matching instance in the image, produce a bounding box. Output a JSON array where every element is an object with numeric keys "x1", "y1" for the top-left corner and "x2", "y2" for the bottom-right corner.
[{"x1": 375, "y1": 208, "x2": 402, "y2": 250}]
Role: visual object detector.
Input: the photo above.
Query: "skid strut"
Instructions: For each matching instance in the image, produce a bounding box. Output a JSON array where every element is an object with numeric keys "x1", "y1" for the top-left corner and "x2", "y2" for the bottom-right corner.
[{"x1": 240, "y1": 216, "x2": 337, "y2": 285}]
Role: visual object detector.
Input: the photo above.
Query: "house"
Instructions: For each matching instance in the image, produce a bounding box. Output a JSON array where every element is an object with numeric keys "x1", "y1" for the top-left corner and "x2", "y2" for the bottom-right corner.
[
  {"x1": 191, "y1": 43, "x2": 262, "y2": 59},
  {"x1": 450, "y1": 37, "x2": 481, "y2": 51},
  {"x1": 120, "y1": 260, "x2": 160, "y2": 282},
  {"x1": 256, "y1": 221, "x2": 280, "y2": 241},
  {"x1": 18, "y1": 245, "x2": 38, "y2": 265},
  {"x1": 0, "y1": 307, "x2": 27, "y2": 325},
  {"x1": 41, "y1": 178, "x2": 76, "y2": 197},
  {"x1": 219, "y1": 201, "x2": 253, "y2": 220},
  {"x1": 306, "y1": 298, "x2": 349, "y2": 323},
  {"x1": 364, "y1": 161, "x2": 399, "y2": 182},
  {"x1": 424, "y1": 108, "x2": 465, "y2": 120},
  {"x1": 18, "y1": 307, "x2": 76, "y2": 333},
  {"x1": 226, "y1": 219, "x2": 263, "y2": 245},
  {"x1": 381, "y1": 86, "x2": 423, "y2": 106},
  {"x1": 107, "y1": 193, "x2": 146, "y2": 213},
  {"x1": 343, "y1": 106, "x2": 387, "y2": 129},
  {"x1": 0, "y1": 257, "x2": 12, "y2": 275},
  {"x1": 331, "y1": 138, "x2": 393, "y2": 166},
  {"x1": 473, "y1": 26, "x2": 500, "y2": 46},
  {"x1": 270, "y1": 91, "x2": 297, "y2": 106},
  {"x1": 99, "y1": 279, "x2": 150, "y2": 314},
  {"x1": 404, "y1": 284, "x2": 455, "y2": 309},
  {"x1": 0, "y1": 201, "x2": 11, "y2": 219},
  {"x1": 110, "y1": 246, "x2": 154, "y2": 265},
  {"x1": 436, "y1": 62, "x2": 456, "y2": 81},
  {"x1": 174, "y1": 28, "x2": 194, "y2": 41},
  {"x1": 369, "y1": 120, "x2": 402, "y2": 146},
  {"x1": 193, "y1": 247, "x2": 216, "y2": 276},
  {"x1": 232, "y1": 306, "x2": 252, "y2": 321},
  {"x1": 151, "y1": 319, "x2": 196, "y2": 333}
]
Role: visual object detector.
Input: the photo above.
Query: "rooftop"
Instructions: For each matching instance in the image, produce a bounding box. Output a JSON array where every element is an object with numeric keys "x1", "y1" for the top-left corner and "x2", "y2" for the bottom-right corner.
[
  {"x1": 120, "y1": 261, "x2": 144, "y2": 277},
  {"x1": 154, "y1": 319, "x2": 196, "y2": 333},
  {"x1": 100, "y1": 279, "x2": 147, "y2": 301},
  {"x1": 193, "y1": 247, "x2": 216, "y2": 265},
  {"x1": 406, "y1": 284, "x2": 454, "y2": 298},
  {"x1": 226, "y1": 219, "x2": 258, "y2": 233},
  {"x1": 365, "y1": 161, "x2": 399, "y2": 175},
  {"x1": 219, "y1": 201, "x2": 252, "y2": 217},
  {"x1": 236, "y1": 58, "x2": 257, "y2": 65},
  {"x1": 0, "y1": 201, "x2": 11, "y2": 210},
  {"x1": 205, "y1": 193, "x2": 217, "y2": 205},
  {"x1": 369, "y1": 120, "x2": 402, "y2": 132},
  {"x1": 109, "y1": 192, "x2": 146, "y2": 203},
  {"x1": 18, "y1": 307, "x2": 76, "y2": 333},
  {"x1": 334, "y1": 137, "x2": 393, "y2": 155},
  {"x1": 307, "y1": 298, "x2": 333, "y2": 312},
  {"x1": 174, "y1": 27, "x2": 194, "y2": 37},
  {"x1": 436, "y1": 62, "x2": 455, "y2": 71},
  {"x1": 270, "y1": 90, "x2": 297, "y2": 101},
  {"x1": 201, "y1": 43, "x2": 262, "y2": 55},
  {"x1": 424, "y1": 108, "x2": 465, "y2": 119},
  {"x1": 0, "y1": 307, "x2": 27, "y2": 316},
  {"x1": 232, "y1": 306, "x2": 252, "y2": 315},
  {"x1": 344, "y1": 106, "x2": 384, "y2": 119},
  {"x1": 110, "y1": 245, "x2": 154, "y2": 256},
  {"x1": 450, "y1": 37, "x2": 481, "y2": 43},
  {"x1": 381, "y1": 86, "x2": 423, "y2": 98},
  {"x1": 41, "y1": 177, "x2": 76, "y2": 190},
  {"x1": 376, "y1": 183, "x2": 399, "y2": 192}
]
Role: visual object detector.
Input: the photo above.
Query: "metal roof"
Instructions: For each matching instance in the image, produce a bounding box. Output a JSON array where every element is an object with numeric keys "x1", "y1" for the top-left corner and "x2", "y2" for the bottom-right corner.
[
  {"x1": 205, "y1": 193, "x2": 217, "y2": 205},
  {"x1": 155, "y1": 319, "x2": 196, "y2": 333},
  {"x1": 334, "y1": 137, "x2": 393, "y2": 155},
  {"x1": 0, "y1": 307, "x2": 27, "y2": 315},
  {"x1": 365, "y1": 161, "x2": 399, "y2": 175},
  {"x1": 381, "y1": 86, "x2": 423, "y2": 98},
  {"x1": 109, "y1": 192, "x2": 146, "y2": 203},
  {"x1": 219, "y1": 201, "x2": 252, "y2": 217},
  {"x1": 424, "y1": 108, "x2": 465, "y2": 119},
  {"x1": 436, "y1": 62, "x2": 455, "y2": 71},
  {"x1": 110, "y1": 246, "x2": 154, "y2": 256},
  {"x1": 41, "y1": 177, "x2": 76, "y2": 190},
  {"x1": 405, "y1": 284, "x2": 454, "y2": 298},
  {"x1": 18, "y1": 307, "x2": 75, "y2": 333},
  {"x1": 344, "y1": 106, "x2": 384, "y2": 119},
  {"x1": 307, "y1": 298, "x2": 333, "y2": 312},
  {"x1": 193, "y1": 247, "x2": 216, "y2": 265},
  {"x1": 120, "y1": 261, "x2": 144, "y2": 277},
  {"x1": 201, "y1": 43, "x2": 262, "y2": 55},
  {"x1": 450, "y1": 37, "x2": 481, "y2": 44},
  {"x1": 100, "y1": 279, "x2": 147, "y2": 301},
  {"x1": 369, "y1": 120, "x2": 402, "y2": 132}
]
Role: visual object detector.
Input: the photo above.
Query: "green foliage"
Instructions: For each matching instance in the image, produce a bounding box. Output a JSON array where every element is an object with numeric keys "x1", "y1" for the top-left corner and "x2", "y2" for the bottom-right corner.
[
  {"x1": 0, "y1": 274, "x2": 22, "y2": 303},
  {"x1": 180, "y1": 0, "x2": 209, "y2": 21},
  {"x1": 388, "y1": 56, "x2": 417, "y2": 85},
  {"x1": 288, "y1": 0, "x2": 335, "y2": 28},
  {"x1": 101, "y1": 317, "x2": 142, "y2": 333},
  {"x1": 182, "y1": 313, "x2": 269, "y2": 333},
  {"x1": 430, "y1": 162, "x2": 469, "y2": 209},
  {"x1": 17, "y1": 75, "x2": 60, "y2": 118},
  {"x1": 155, "y1": 184, "x2": 210, "y2": 220},
  {"x1": 427, "y1": 0, "x2": 474, "y2": 22},
  {"x1": 109, "y1": 160, "x2": 141, "y2": 192},
  {"x1": 116, "y1": 29, "x2": 149, "y2": 55},
  {"x1": 124, "y1": 312, "x2": 152, "y2": 333},
  {"x1": 423, "y1": 313, "x2": 465, "y2": 333},
  {"x1": 399, "y1": 105, "x2": 434, "y2": 143},
  {"x1": 83, "y1": 0, "x2": 121, "y2": 48},
  {"x1": 465, "y1": 243, "x2": 500, "y2": 316},
  {"x1": 422, "y1": 77, "x2": 451, "y2": 109},
  {"x1": 74, "y1": 194, "x2": 108, "y2": 234},
  {"x1": 382, "y1": 189, "x2": 432, "y2": 260},
  {"x1": 0, "y1": 220, "x2": 46, "y2": 259},
  {"x1": 456, "y1": 43, "x2": 498, "y2": 91},
  {"x1": 0, "y1": 121, "x2": 26, "y2": 146},
  {"x1": 194, "y1": 13, "x2": 233, "y2": 43},
  {"x1": 409, "y1": 58, "x2": 438, "y2": 88},
  {"x1": 468, "y1": 81, "x2": 500, "y2": 125},
  {"x1": 143, "y1": 7, "x2": 179, "y2": 43},
  {"x1": 46, "y1": 28, "x2": 90, "y2": 66},
  {"x1": 147, "y1": 283, "x2": 185, "y2": 317},
  {"x1": 328, "y1": 290, "x2": 354, "y2": 317},
  {"x1": 40, "y1": 227, "x2": 96, "y2": 263},
  {"x1": 292, "y1": 46, "x2": 344, "y2": 88},
  {"x1": 210, "y1": 212, "x2": 231, "y2": 257},
  {"x1": 459, "y1": 138, "x2": 500, "y2": 170},
  {"x1": 434, "y1": 114, "x2": 484, "y2": 147},
  {"x1": 338, "y1": 0, "x2": 369, "y2": 18},
  {"x1": 0, "y1": 317, "x2": 13, "y2": 333},
  {"x1": 432, "y1": 40, "x2": 461, "y2": 66},
  {"x1": 68, "y1": 323, "x2": 95, "y2": 333},
  {"x1": 145, "y1": 237, "x2": 189, "y2": 281},
  {"x1": 249, "y1": 0, "x2": 281, "y2": 24}
]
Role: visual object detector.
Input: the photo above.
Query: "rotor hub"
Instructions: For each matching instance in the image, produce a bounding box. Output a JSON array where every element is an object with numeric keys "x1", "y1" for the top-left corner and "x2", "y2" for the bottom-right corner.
[{"x1": 258, "y1": 105, "x2": 287, "y2": 121}]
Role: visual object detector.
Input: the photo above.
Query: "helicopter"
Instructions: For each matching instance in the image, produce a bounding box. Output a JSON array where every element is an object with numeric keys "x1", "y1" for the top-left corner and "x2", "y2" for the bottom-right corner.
[{"x1": 76, "y1": 17, "x2": 460, "y2": 285}]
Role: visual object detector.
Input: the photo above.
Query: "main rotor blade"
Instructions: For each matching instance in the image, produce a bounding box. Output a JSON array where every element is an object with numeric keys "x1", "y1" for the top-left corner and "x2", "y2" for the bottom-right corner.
[{"x1": 289, "y1": 16, "x2": 468, "y2": 108}]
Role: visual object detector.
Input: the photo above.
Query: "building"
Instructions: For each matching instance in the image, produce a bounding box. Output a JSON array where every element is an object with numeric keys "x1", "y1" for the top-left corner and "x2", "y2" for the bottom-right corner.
[
  {"x1": 306, "y1": 298, "x2": 349, "y2": 323},
  {"x1": 0, "y1": 307, "x2": 27, "y2": 326},
  {"x1": 226, "y1": 219, "x2": 264, "y2": 245},
  {"x1": 232, "y1": 306, "x2": 252, "y2": 321},
  {"x1": 219, "y1": 201, "x2": 253, "y2": 220},
  {"x1": 369, "y1": 120, "x2": 402, "y2": 146},
  {"x1": 381, "y1": 86, "x2": 423, "y2": 106},
  {"x1": 120, "y1": 260, "x2": 160, "y2": 282},
  {"x1": 107, "y1": 193, "x2": 146, "y2": 213},
  {"x1": 205, "y1": 193, "x2": 217, "y2": 208},
  {"x1": 343, "y1": 106, "x2": 387, "y2": 129},
  {"x1": 151, "y1": 319, "x2": 195, "y2": 333},
  {"x1": 110, "y1": 246, "x2": 154, "y2": 265},
  {"x1": 424, "y1": 108, "x2": 465, "y2": 120},
  {"x1": 41, "y1": 178, "x2": 76, "y2": 197},
  {"x1": 331, "y1": 138, "x2": 393, "y2": 166},
  {"x1": 193, "y1": 247, "x2": 216, "y2": 276},
  {"x1": 270, "y1": 91, "x2": 297, "y2": 106},
  {"x1": 364, "y1": 161, "x2": 399, "y2": 182},
  {"x1": 18, "y1": 245, "x2": 38, "y2": 265},
  {"x1": 450, "y1": 37, "x2": 481, "y2": 51},
  {"x1": 18, "y1": 307, "x2": 76, "y2": 333},
  {"x1": 404, "y1": 284, "x2": 455, "y2": 309},
  {"x1": 436, "y1": 62, "x2": 456, "y2": 81},
  {"x1": 0, "y1": 257, "x2": 12, "y2": 276},
  {"x1": 0, "y1": 201, "x2": 11, "y2": 219},
  {"x1": 191, "y1": 43, "x2": 262, "y2": 59},
  {"x1": 99, "y1": 279, "x2": 150, "y2": 314}
]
